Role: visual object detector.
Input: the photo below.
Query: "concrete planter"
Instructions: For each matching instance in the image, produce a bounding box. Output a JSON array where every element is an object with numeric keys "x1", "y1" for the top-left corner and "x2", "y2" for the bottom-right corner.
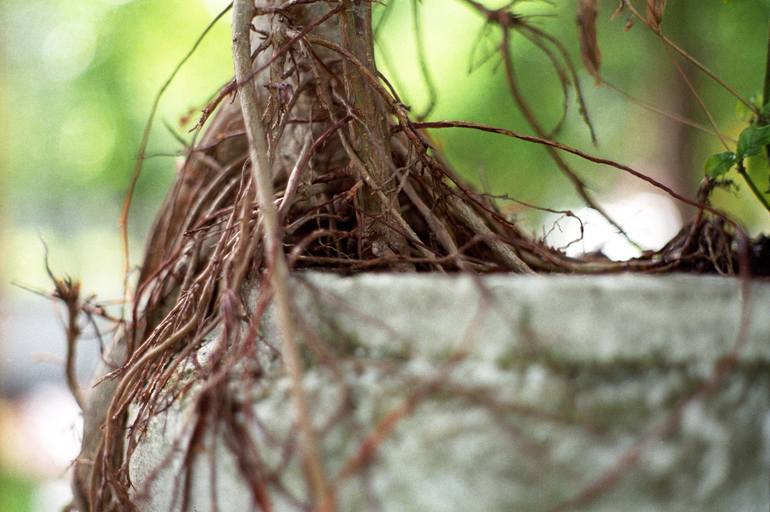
[{"x1": 122, "y1": 274, "x2": 770, "y2": 511}]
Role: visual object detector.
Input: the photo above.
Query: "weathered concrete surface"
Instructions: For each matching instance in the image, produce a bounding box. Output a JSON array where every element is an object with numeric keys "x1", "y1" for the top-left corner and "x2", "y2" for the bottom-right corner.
[{"x1": 129, "y1": 274, "x2": 770, "y2": 511}]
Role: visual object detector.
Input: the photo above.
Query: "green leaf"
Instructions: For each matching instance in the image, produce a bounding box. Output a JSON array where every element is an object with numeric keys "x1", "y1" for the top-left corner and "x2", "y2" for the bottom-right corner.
[
  {"x1": 704, "y1": 151, "x2": 736, "y2": 178},
  {"x1": 736, "y1": 125, "x2": 770, "y2": 159}
]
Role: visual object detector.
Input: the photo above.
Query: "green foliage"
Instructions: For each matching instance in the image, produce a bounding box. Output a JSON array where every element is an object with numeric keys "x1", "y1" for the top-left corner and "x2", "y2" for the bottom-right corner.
[
  {"x1": 705, "y1": 121, "x2": 770, "y2": 211},
  {"x1": 705, "y1": 151, "x2": 737, "y2": 178},
  {"x1": 736, "y1": 125, "x2": 770, "y2": 159},
  {"x1": 705, "y1": 112, "x2": 770, "y2": 182},
  {"x1": 0, "y1": 466, "x2": 33, "y2": 512},
  {"x1": 3, "y1": 0, "x2": 233, "y2": 230},
  {"x1": 4, "y1": 0, "x2": 770, "y2": 249},
  {"x1": 705, "y1": 115, "x2": 770, "y2": 203}
]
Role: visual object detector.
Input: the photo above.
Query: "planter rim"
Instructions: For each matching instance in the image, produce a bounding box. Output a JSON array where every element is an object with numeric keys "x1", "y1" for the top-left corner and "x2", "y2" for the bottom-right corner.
[{"x1": 273, "y1": 271, "x2": 770, "y2": 366}]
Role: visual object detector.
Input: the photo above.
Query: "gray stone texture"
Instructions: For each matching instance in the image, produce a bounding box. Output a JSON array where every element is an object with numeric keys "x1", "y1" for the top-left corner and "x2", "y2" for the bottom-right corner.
[{"x1": 128, "y1": 274, "x2": 770, "y2": 511}]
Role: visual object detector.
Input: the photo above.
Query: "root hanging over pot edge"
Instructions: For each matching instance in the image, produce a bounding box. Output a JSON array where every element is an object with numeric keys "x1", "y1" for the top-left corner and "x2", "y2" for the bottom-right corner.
[{"x1": 68, "y1": 2, "x2": 767, "y2": 511}]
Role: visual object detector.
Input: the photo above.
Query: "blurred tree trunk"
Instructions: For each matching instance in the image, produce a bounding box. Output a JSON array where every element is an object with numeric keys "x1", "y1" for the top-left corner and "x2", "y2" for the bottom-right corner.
[{"x1": 659, "y1": 0, "x2": 703, "y2": 220}]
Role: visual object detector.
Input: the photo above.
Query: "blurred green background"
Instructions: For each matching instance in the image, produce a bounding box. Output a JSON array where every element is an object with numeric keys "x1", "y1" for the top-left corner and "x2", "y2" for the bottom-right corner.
[{"x1": 2, "y1": 0, "x2": 770, "y2": 509}]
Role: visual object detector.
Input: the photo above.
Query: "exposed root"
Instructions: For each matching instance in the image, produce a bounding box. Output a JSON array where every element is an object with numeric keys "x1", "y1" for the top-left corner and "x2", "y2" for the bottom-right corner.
[{"x1": 72, "y1": 2, "x2": 767, "y2": 511}]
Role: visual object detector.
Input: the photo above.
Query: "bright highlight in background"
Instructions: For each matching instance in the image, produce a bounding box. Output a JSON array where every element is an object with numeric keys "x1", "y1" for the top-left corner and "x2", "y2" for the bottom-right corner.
[
  {"x1": 546, "y1": 193, "x2": 683, "y2": 261},
  {"x1": 4, "y1": 385, "x2": 82, "y2": 475},
  {"x1": 0, "y1": 385, "x2": 82, "y2": 511}
]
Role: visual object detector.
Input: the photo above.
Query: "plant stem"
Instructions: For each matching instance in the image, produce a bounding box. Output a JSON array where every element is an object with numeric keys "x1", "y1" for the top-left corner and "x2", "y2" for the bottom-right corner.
[
  {"x1": 339, "y1": 0, "x2": 409, "y2": 260},
  {"x1": 758, "y1": 10, "x2": 770, "y2": 215},
  {"x1": 737, "y1": 160, "x2": 770, "y2": 215},
  {"x1": 762, "y1": 16, "x2": 770, "y2": 111},
  {"x1": 232, "y1": 1, "x2": 330, "y2": 509}
]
